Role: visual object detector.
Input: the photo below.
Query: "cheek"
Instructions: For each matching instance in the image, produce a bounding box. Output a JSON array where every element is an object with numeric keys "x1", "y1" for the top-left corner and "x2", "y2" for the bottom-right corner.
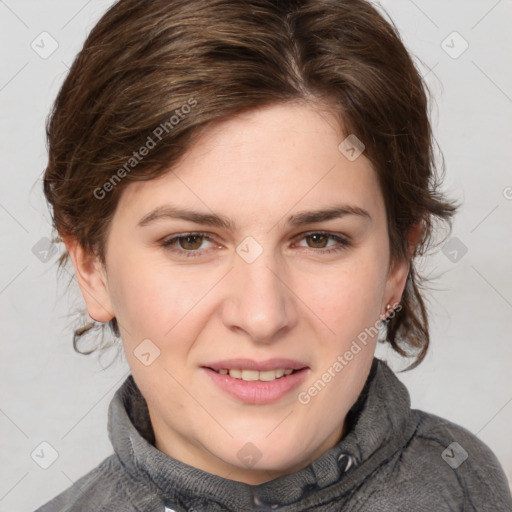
[
  {"x1": 308, "y1": 259, "x2": 387, "y2": 339},
  {"x1": 298, "y1": 260, "x2": 385, "y2": 407},
  {"x1": 106, "y1": 255, "x2": 196, "y2": 344}
]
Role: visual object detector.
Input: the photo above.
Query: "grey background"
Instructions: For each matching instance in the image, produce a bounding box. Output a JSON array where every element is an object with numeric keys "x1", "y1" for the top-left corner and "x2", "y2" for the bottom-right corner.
[{"x1": 1, "y1": 0, "x2": 511, "y2": 510}]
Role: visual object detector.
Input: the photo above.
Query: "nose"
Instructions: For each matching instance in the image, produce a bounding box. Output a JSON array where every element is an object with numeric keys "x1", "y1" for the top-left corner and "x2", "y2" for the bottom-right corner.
[{"x1": 221, "y1": 248, "x2": 298, "y2": 343}]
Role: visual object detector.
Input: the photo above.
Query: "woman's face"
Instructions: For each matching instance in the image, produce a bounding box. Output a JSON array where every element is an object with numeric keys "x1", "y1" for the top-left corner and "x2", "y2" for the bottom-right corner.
[{"x1": 71, "y1": 102, "x2": 409, "y2": 484}]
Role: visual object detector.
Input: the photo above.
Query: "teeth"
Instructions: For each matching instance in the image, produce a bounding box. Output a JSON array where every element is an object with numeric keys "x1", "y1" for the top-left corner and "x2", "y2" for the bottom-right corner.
[
  {"x1": 215, "y1": 368, "x2": 297, "y2": 381},
  {"x1": 259, "y1": 370, "x2": 279, "y2": 381},
  {"x1": 241, "y1": 370, "x2": 259, "y2": 381}
]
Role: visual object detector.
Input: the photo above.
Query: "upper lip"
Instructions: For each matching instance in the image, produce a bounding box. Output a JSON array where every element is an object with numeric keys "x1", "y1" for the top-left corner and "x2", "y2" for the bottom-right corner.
[{"x1": 203, "y1": 358, "x2": 308, "y2": 371}]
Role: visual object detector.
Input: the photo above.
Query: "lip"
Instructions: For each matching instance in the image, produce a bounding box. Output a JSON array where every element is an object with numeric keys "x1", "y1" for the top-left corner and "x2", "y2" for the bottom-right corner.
[
  {"x1": 203, "y1": 358, "x2": 308, "y2": 372},
  {"x1": 201, "y1": 358, "x2": 310, "y2": 405}
]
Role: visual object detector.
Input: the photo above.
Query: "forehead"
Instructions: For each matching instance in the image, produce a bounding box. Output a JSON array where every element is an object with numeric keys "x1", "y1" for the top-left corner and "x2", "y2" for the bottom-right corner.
[{"x1": 114, "y1": 102, "x2": 384, "y2": 228}]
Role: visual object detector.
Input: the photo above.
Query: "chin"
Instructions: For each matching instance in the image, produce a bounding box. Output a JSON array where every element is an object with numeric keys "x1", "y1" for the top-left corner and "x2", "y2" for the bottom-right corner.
[{"x1": 229, "y1": 441, "x2": 311, "y2": 475}]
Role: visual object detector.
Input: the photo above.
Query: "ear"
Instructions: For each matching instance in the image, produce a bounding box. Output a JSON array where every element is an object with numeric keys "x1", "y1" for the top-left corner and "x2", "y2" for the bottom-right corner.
[
  {"x1": 382, "y1": 221, "x2": 424, "y2": 311},
  {"x1": 63, "y1": 237, "x2": 115, "y2": 323}
]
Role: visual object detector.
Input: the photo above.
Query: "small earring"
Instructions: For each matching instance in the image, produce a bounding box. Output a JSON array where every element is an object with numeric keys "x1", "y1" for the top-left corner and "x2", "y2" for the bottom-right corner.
[
  {"x1": 379, "y1": 304, "x2": 390, "y2": 321},
  {"x1": 383, "y1": 304, "x2": 393, "y2": 320}
]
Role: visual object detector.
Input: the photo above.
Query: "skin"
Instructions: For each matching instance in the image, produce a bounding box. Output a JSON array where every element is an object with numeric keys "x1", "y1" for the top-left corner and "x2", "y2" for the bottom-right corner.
[{"x1": 65, "y1": 101, "x2": 416, "y2": 485}]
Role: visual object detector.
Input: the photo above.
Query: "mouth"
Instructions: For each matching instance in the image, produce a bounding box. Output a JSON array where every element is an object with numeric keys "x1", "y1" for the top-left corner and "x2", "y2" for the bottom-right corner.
[
  {"x1": 207, "y1": 367, "x2": 298, "y2": 381},
  {"x1": 201, "y1": 358, "x2": 309, "y2": 404}
]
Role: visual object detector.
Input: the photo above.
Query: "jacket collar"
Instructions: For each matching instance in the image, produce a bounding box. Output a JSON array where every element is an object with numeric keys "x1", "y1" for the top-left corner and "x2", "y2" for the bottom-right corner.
[{"x1": 108, "y1": 357, "x2": 416, "y2": 510}]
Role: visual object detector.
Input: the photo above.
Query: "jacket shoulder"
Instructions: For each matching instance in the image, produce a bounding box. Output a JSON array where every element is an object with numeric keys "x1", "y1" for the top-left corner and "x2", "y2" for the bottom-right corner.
[
  {"x1": 351, "y1": 410, "x2": 512, "y2": 512},
  {"x1": 404, "y1": 409, "x2": 511, "y2": 511},
  {"x1": 34, "y1": 454, "x2": 145, "y2": 512}
]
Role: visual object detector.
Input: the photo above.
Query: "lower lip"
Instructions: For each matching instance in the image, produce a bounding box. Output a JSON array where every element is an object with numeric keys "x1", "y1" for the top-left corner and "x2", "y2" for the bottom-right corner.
[{"x1": 202, "y1": 367, "x2": 309, "y2": 404}]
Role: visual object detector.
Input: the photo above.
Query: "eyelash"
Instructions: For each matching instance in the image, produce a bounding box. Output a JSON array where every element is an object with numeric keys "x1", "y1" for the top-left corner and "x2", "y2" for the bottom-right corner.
[{"x1": 159, "y1": 231, "x2": 351, "y2": 258}]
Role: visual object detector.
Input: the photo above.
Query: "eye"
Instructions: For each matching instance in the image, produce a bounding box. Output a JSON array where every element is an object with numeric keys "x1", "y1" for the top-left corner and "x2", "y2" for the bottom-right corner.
[
  {"x1": 159, "y1": 231, "x2": 351, "y2": 258},
  {"x1": 294, "y1": 231, "x2": 350, "y2": 254},
  {"x1": 160, "y1": 232, "x2": 216, "y2": 258}
]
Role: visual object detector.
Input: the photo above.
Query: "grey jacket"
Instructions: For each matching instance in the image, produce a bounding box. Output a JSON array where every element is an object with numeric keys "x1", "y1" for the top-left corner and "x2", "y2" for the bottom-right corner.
[{"x1": 35, "y1": 358, "x2": 512, "y2": 511}]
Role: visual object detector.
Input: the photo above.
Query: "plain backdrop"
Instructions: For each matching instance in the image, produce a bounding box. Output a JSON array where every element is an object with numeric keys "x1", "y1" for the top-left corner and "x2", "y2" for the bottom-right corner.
[{"x1": 1, "y1": 1, "x2": 511, "y2": 510}]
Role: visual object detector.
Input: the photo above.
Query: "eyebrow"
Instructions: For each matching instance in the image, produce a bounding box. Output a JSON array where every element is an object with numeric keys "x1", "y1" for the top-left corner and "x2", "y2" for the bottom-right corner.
[{"x1": 137, "y1": 204, "x2": 371, "y2": 230}]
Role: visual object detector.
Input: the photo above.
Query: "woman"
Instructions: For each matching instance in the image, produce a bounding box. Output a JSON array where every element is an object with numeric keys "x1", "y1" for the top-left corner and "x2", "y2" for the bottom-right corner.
[{"x1": 36, "y1": 0, "x2": 512, "y2": 510}]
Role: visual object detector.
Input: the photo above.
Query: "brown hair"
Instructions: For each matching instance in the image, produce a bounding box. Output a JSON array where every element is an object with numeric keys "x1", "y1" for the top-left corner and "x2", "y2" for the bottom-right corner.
[{"x1": 43, "y1": 0, "x2": 459, "y2": 368}]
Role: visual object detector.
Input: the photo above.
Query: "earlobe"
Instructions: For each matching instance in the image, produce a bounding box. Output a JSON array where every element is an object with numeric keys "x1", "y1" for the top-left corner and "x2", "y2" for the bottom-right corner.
[
  {"x1": 381, "y1": 220, "x2": 423, "y2": 314},
  {"x1": 382, "y1": 220, "x2": 425, "y2": 315},
  {"x1": 382, "y1": 258, "x2": 410, "y2": 315},
  {"x1": 62, "y1": 237, "x2": 115, "y2": 323}
]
